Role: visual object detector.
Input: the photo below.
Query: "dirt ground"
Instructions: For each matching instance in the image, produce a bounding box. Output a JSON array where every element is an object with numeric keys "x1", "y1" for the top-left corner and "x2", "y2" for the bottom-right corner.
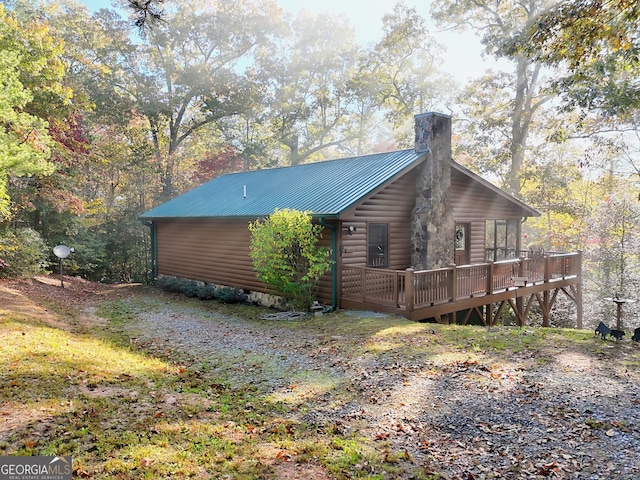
[{"x1": 2, "y1": 275, "x2": 640, "y2": 479}]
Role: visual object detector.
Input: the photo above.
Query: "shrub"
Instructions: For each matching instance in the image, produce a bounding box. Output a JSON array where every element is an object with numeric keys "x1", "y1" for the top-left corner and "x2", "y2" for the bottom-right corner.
[
  {"x1": 155, "y1": 276, "x2": 240, "y2": 303},
  {"x1": 216, "y1": 286, "x2": 245, "y2": 304},
  {"x1": 179, "y1": 279, "x2": 201, "y2": 297},
  {"x1": 158, "y1": 276, "x2": 183, "y2": 293},
  {"x1": 0, "y1": 227, "x2": 48, "y2": 278},
  {"x1": 196, "y1": 284, "x2": 217, "y2": 300},
  {"x1": 249, "y1": 209, "x2": 333, "y2": 311}
]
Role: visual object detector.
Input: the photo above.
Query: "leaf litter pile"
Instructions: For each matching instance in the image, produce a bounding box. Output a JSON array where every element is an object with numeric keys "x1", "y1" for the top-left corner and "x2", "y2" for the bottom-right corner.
[{"x1": 1, "y1": 276, "x2": 639, "y2": 479}]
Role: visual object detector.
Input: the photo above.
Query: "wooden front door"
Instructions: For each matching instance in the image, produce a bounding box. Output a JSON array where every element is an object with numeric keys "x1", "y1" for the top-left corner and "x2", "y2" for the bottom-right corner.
[{"x1": 454, "y1": 223, "x2": 470, "y2": 265}]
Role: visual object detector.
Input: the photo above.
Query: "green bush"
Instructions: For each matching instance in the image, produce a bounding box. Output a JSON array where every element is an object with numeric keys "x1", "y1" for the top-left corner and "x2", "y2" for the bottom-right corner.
[
  {"x1": 0, "y1": 227, "x2": 49, "y2": 278},
  {"x1": 249, "y1": 209, "x2": 333, "y2": 311}
]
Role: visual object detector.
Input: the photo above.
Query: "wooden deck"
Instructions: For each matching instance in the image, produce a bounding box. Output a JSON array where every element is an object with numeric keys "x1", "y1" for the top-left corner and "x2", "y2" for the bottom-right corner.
[{"x1": 341, "y1": 252, "x2": 582, "y2": 327}]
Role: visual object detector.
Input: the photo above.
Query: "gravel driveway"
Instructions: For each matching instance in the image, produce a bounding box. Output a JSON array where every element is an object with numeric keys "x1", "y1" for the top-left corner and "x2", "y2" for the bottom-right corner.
[{"x1": 122, "y1": 293, "x2": 640, "y2": 480}]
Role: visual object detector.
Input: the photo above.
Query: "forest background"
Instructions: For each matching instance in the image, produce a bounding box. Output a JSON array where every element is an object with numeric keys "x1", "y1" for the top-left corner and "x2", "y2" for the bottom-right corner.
[{"x1": 0, "y1": 0, "x2": 638, "y2": 329}]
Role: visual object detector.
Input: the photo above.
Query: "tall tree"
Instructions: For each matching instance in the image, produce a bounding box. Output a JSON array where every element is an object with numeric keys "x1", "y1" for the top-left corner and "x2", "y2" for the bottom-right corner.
[
  {"x1": 126, "y1": 0, "x2": 165, "y2": 30},
  {"x1": 0, "y1": 4, "x2": 76, "y2": 219},
  {"x1": 431, "y1": 0, "x2": 554, "y2": 194},
  {"x1": 259, "y1": 10, "x2": 370, "y2": 165},
  {"x1": 363, "y1": 3, "x2": 454, "y2": 147},
  {"x1": 525, "y1": 0, "x2": 640, "y2": 122},
  {"x1": 61, "y1": 0, "x2": 279, "y2": 203}
]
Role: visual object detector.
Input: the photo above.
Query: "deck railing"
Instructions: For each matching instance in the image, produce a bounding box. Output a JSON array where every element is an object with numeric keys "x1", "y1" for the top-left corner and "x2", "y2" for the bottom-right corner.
[{"x1": 341, "y1": 252, "x2": 582, "y2": 313}]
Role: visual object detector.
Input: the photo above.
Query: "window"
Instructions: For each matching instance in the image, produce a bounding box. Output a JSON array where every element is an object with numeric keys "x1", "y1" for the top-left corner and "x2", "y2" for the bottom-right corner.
[
  {"x1": 455, "y1": 223, "x2": 470, "y2": 265},
  {"x1": 368, "y1": 223, "x2": 388, "y2": 268},
  {"x1": 455, "y1": 224, "x2": 467, "y2": 251},
  {"x1": 485, "y1": 219, "x2": 519, "y2": 261}
]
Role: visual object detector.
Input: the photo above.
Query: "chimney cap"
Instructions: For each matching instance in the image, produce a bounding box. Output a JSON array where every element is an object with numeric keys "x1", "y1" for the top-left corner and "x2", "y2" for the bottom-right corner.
[{"x1": 414, "y1": 111, "x2": 452, "y2": 119}]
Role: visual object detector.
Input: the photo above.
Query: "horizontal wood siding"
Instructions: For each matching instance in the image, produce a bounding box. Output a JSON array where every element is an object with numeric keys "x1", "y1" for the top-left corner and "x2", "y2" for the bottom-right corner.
[
  {"x1": 156, "y1": 219, "x2": 259, "y2": 290},
  {"x1": 341, "y1": 172, "x2": 415, "y2": 270},
  {"x1": 156, "y1": 219, "x2": 334, "y2": 305},
  {"x1": 341, "y1": 166, "x2": 526, "y2": 271},
  {"x1": 451, "y1": 170, "x2": 523, "y2": 219},
  {"x1": 451, "y1": 170, "x2": 522, "y2": 264}
]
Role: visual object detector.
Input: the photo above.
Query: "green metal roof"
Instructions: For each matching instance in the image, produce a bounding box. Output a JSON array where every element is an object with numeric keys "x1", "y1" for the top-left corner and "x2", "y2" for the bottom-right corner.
[{"x1": 140, "y1": 149, "x2": 426, "y2": 220}]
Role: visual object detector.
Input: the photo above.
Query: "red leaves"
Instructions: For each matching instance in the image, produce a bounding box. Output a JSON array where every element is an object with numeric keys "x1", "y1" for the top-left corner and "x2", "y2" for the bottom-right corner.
[{"x1": 190, "y1": 146, "x2": 244, "y2": 185}]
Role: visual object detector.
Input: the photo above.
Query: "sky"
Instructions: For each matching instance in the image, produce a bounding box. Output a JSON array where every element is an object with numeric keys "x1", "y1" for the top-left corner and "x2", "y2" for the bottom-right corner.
[
  {"x1": 77, "y1": 0, "x2": 505, "y2": 82},
  {"x1": 276, "y1": 0, "x2": 503, "y2": 81}
]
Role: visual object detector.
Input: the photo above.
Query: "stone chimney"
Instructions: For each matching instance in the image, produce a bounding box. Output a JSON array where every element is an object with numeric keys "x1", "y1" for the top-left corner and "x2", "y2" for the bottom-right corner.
[{"x1": 411, "y1": 113, "x2": 455, "y2": 270}]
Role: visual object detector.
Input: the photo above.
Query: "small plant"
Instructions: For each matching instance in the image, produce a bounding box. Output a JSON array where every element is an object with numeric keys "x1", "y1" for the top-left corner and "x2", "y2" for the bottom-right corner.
[
  {"x1": 155, "y1": 275, "x2": 181, "y2": 292},
  {"x1": 179, "y1": 279, "x2": 201, "y2": 297},
  {"x1": 216, "y1": 286, "x2": 244, "y2": 304},
  {"x1": 196, "y1": 284, "x2": 217, "y2": 300}
]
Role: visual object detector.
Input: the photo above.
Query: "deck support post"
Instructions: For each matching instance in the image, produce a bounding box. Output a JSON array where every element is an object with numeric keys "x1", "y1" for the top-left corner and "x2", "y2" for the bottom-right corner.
[
  {"x1": 484, "y1": 304, "x2": 491, "y2": 325},
  {"x1": 493, "y1": 300, "x2": 508, "y2": 326},
  {"x1": 542, "y1": 290, "x2": 550, "y2": 327},
  {"x1": 516, "y1": 296, "x2": 525, "y2": 326}
]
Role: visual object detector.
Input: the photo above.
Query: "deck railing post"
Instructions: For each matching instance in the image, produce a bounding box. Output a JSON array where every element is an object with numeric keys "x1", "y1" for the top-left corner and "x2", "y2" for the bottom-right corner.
[
  {"x1": 405, "y1": 268, "x2": 415, "y2": 313},
  {"x1": 487, "y1": 261, "x2": 494, "y2": 294},
  {"x1": 448, "y1": 263, "x2": 457, "y2": 302},
  {"x1": 544, "y1": 255, "x2": 551, "y2": 283},
  {"x1": 576, "y1": 251, "x2": 583, "y2": 329}
]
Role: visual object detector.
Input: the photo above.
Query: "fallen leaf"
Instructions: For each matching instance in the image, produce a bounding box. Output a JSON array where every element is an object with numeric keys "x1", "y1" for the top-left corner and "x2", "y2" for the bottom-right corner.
[
  {"x1": 75, "y1": 468, "x2": 92, "y2": 478},
  {"x1": 605, "y1": 428, "x2": 615, "y2": 437},
  {"x1": 537, "y1": 461, "x2": 558, "y2": 476},
  {"x1": 275, "y1": 450, "x2": 293, "y2": 462}
]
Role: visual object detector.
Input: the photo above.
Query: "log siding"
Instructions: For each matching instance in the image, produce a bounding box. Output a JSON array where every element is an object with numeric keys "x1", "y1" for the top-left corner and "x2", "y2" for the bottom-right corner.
[{"x1": 155, "y1": 218, "x2": 335, "y2": 304}]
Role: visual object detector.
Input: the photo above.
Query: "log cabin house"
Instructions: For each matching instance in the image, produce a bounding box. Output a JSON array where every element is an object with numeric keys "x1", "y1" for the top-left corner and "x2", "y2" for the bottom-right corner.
[{"x1": 140, "y1": 113, "x2": 582, "y2": 326}]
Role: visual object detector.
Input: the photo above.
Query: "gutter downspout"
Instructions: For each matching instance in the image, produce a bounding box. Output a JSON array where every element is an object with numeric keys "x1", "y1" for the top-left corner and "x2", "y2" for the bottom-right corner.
[{"x1": 318, "y1": 218, "x2": 338, "y2": 312}]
